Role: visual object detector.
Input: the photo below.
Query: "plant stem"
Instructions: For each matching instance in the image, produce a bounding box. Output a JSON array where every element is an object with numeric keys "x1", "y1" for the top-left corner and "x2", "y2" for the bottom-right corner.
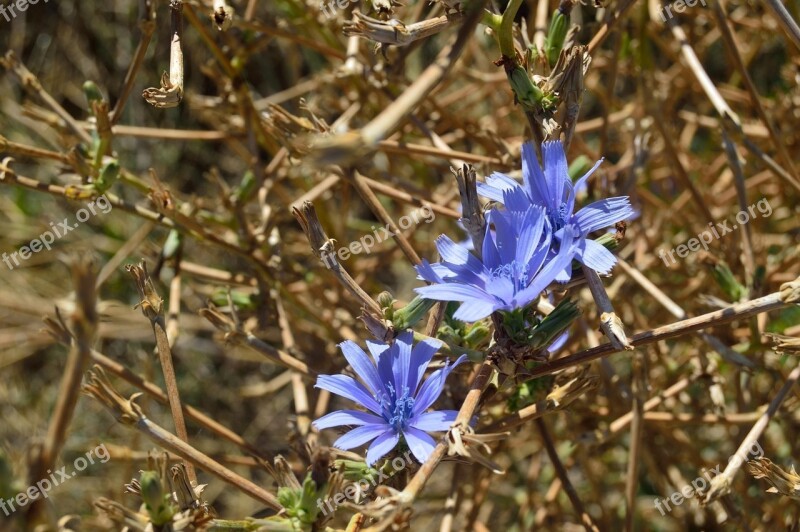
[{"x1": 499, "y1": 0, "x2": 524, "y2": 59}]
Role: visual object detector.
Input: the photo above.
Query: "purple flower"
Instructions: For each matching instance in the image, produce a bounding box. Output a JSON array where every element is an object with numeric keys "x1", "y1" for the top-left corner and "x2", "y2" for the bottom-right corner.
[
  {"x1": 477, "y1": 140, "x2": 633, "y2": 281},
  {"x1": 414, "y1": 206, "x2": 579, "y2": 321},
  {"x1": 313, "y1": 331, "x2": 465, "y2": 465}
]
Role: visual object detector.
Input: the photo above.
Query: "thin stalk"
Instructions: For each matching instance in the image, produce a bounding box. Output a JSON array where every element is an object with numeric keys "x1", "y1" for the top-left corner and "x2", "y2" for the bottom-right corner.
[
  {"x1": 536, "y1": 418, "x2": 600, "y2": 532},
  {"x1": 528, "y1": 280, "x2": 799, "y2": 378},
  {"x1": 27, "y1": 257, "x2": 97, "y2": 527},
  {"x1": 83, "y1": 368, "x2": 282, "y2": 510},
  {"x1": 127, "y1": 261, "x2": 196, "y2": 484}
]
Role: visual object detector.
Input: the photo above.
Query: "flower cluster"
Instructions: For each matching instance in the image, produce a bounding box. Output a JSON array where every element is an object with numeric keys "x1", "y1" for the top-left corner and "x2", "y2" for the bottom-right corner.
[
  {"x1": 416, "y1": 140, "x2": 633, "y2": 321},
  {"x1": 313, "y1": 140, "x2": 631, "y2": 467}
]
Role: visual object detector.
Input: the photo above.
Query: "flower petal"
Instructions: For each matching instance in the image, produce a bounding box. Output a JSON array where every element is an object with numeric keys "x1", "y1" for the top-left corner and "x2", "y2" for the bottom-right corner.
[
  {"x1": 415, "y1": 283, "x2": 494, "y2": 304},
  {"x1": 316, "y1": 374, "x2": 382, "y2": 415},
  {"x1": 434, "y1": 235, "x2": 484, "y2": 273},
  {"x1": 415, "y1": 259, "x2": 444, "y2": 283},
  {"x1": 366, "y1": 339, "x2": 390, "y2": 364},
  {"x1": 476, "y1": 181, "x2": 506, "y2": 203},
  {"x1": 339, "y1": 340, "x2": 383, "y2": 395},
  {"x1": 573, "y1": 197, "x2": 633, "y2": 234},
  {"x1": 481, "y1": 214, "x2": 503, "y2": 270},
  {"x1": 313, "y1": 410, "x2": 385, "y2": 430},
  {"x1": 378, "y1": 344, "x2": 397, "y2": 394},
  {"x1": 476, "y1": 172, "x2": 522, "y2": 203},
  {"x1": 403, "y1": 427, "x2": 437, "y2": 464},
  {"x1": 366, "y1": 431, "x2": 400, "y2": 466},
  {"x1": 413, "y1": 355, "x2": 467, "y2": 415},
  {"x1": 410, "y1": 410, "x2": 458, "y2": 432},
  {"x1": 514, "y1": 226, "x2": 579, "y2": 306},
  {"x1": 452, "y1": 299, "x2": 499, "y2": 321},
  {"x1": 521, "y1": 142, "x2": 548, "y2": 206},
  {"x1": 502, "y1": 185, "x2": 533, "y2": 212},
  {"x1": 333, "y1": 424, "x2": 391, "y2": 450},
  {"x1": 566, "y1": 157, "x2": 605, "y2": 218},
  {"x1": 577, "y1": 238, "x2": 617, "y2": 274},
  {"x1": 572, "y1": 157, "x2": 604, "y2": 195},
  {"x1": 542, "y1": 141, "x2": 569, "y2": 210},
  {"x1": 515, "y1": 206, "x2": 546, "y2": 267},
  {"x1": 408, "y1": 337, "x2": 441, "y2": 393},
  {"x1": 392, "y1": 330, "x2": 413, "y2": 394},
  {"x1": 523, "y1": 228, "x2": 552, "y2": 281},
  {"x1": 554, "y1": 265, "x2": 573, "y2": 283},
  {"x1": 490, "y1": 209, "x2": 518, "y2": 266}
]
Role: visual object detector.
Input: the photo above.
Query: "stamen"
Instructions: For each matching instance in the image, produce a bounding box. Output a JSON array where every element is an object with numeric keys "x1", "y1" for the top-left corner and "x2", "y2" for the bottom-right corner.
[
  {"x1": 385, "y1": 386, "x2": 415, "y2": 431},
  {"x1": 549, "y1": 202, "x2": 570, "y2": 231},
  {"x1": 488, "y1": 260, "x2": 529, "y2": 292}
]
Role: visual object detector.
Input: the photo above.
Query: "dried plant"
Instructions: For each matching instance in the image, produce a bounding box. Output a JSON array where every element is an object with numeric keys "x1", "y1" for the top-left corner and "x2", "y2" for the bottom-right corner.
[{"x1": 1, "y1": 0, "x2": 800, "y2": 530}]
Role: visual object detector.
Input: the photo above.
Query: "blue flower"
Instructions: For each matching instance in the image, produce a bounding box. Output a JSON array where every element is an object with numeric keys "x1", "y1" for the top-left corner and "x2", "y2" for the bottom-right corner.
[
  {"x1": 477, "y1": 140, "x2": 633, "y2": 281},
  {"x1": 313, "y1": 331, "x2": 465, "y2": 465},
  {"x1": 414, "y1": 206, "x2": 579, "y2": 321}
]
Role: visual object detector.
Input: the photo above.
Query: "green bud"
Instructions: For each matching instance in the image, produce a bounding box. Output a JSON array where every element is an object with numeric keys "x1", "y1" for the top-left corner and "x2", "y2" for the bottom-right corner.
[
  {"x1": 463, "y1": 322, "x2": 491, "y2": 347},
  {"x1": 334, "y1": 459, "x2": 379, "y2": 482},
  {"x1": 436, "y1": 324, "x2": 461, "y2": 345},
  {"x1": 376, "y1": 291, "x2": 396, "y2": 318},
  {"x1": 276, "y1": 486, "x2": 298, "y2": 510},
  {"x1": 95, "y1": 158, "x2": 119, "y2": 192},
  {"x1": 527, "y1": 298, "x2": 580, "y2": 350},
  {"x1": 593, "y1": 232, "x2": 620, "y2": 252},
  {"x1": 392, "y1": 296, "x2": 435, "y2": 331},
  {"x1": 83, "y1": 81, "x2": 105, "y2": 109},
  {"x1": 499, "y1": 307, "x2": 530, "y2": 343},
  {"x1": 139, "y1": 471, "x2": 175, "y2": 526},
  {"x1": 544, "y1": 9, "x2": 569, "y2": 68},
  {"x1": 299, "y1": 475, "x2": 321, "y2": 521},
  {"x1": 138, "y1": 471, "x2": 163, "y2": 510},
  {"x1": 508, "y1": 66, "x2": 550, "y2": 111},
  {"x1": 708, "y1": 260, "x2": 746, "y2": 301},
  {"x1": 277, "y1": 473, "x2": 323, "y2": 526}
]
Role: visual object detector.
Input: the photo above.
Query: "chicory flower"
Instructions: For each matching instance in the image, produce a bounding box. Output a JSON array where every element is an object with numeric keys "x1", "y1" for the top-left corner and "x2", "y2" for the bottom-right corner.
[
  {"x1": 414, "y1": 206, "x2": 579, "y2": 321},
  {"x1": 313, "y1": 331, "x2": 465, "y2": 465},
  {"x1": 477, "y1": 140, "x2": 633, "y2": 281}
]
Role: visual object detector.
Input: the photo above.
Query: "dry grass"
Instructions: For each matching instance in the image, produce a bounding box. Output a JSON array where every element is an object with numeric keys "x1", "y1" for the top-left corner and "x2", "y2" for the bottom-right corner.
[{"x1": 1, "y1": 0, "x2": 800, "y2": 530}]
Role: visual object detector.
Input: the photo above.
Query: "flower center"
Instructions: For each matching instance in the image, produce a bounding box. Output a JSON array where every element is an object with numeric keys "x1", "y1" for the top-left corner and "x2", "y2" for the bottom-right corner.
[
  {"x1": 548, "y1": 202, "x2": 570, "y2": 231},
  {"x1": 382, "y1": 384, "x2": 415, "y2": 431},
  {"x1": 488, "y1": 260, "x2": 528, "y2": 292}
]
